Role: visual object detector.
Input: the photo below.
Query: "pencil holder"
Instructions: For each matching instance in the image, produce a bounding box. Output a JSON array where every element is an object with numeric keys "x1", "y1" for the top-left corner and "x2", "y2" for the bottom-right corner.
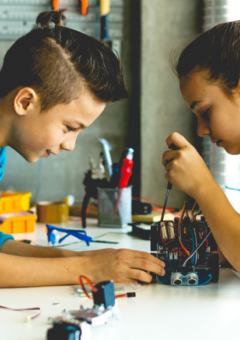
[{"x1": 97, "y1": 186, "x2": 132, "y2": 228}]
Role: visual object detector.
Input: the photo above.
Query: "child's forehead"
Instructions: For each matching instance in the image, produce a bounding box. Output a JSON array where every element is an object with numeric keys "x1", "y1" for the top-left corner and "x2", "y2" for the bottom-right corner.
[{"x1": 46, "y1": 92, "x2": 106, "y2": 126}]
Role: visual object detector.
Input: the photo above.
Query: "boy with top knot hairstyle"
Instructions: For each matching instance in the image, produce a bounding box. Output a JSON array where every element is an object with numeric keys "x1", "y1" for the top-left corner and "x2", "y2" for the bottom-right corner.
[
  {"x1": 163, "y1": 20, "x2": 240, "y2": 275},
  {"x1": 0, "y1": 9, "x2": 165, "y2": 287}
]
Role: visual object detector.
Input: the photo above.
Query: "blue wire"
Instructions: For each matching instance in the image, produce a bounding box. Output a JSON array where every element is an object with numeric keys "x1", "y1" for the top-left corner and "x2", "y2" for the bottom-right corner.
[
  {"x1": 189, "y1": 229, "x2": 196, "y2": 265},
  {"x1": 198, "y1": 276, "x2": 212, "y2": 286},
  {"x1": 225, "y1": 185, "x2": 240, "y2": 191}
]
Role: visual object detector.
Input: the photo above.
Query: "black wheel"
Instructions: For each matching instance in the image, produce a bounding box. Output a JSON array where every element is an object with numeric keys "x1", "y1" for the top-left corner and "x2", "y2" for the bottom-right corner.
[{"x1": 210, "y1": 252, "x2": 220, "y2": 283}]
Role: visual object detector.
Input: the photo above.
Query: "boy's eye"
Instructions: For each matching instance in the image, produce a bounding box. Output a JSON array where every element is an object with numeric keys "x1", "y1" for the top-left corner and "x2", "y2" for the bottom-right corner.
[
  {"x1": 66, "y1": 126, "x2": 77, "y2": 132},
  {"x1": 201, "y1": 108, "x2": 210, "y2": 120}
]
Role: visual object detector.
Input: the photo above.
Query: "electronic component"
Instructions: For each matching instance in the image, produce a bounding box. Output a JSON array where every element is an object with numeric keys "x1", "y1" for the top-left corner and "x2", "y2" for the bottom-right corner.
[
  {"x1": 92, "y1": 281, "x2": 115, "y2": 309},
  {"x1": 47, "y1": 320, "x2": 83, "y2": 340},
  {"x1": 129, "y1": 222, "x2": 151, "y2": 240},
  {"x1": 132, "y1": 200, "x2": 152, "y2": 215},
  {"x1": 47, "y1": 278, "x2": 134, "y2": 339},
  {"x1": 150, "y1": 201, "x2": 219, "y2": 286}
]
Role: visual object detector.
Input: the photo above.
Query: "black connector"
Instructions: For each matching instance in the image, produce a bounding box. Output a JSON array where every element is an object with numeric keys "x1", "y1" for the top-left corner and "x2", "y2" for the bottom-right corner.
[{"x1": 127, "y1": 292, "x2": 136, "y2": 298}]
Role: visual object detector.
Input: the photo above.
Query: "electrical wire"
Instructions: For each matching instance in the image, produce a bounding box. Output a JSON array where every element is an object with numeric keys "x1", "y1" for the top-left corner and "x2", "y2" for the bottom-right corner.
[
  {"x1": 189, "y1": 229, "x2": 196, "y2": 265},
  {"x1": 225, "y1": 185, "x2": 240, "y2": 191},
  {"x1": 178, "y1": 202, "x2": 190, "y2": 256},
  {"x1": 199, "y1": 227, "x2": 208, "y2": 249},
  {"x1": 79, "y1": 275, "x2": 98, "y2": 300},
  {"x1": 182, "y1": 231, "x2": 212, "y2": 267},
  {"x1": 198, "y1": 276, "x2": 212, "y2": 286},
  {"x1": 171, "y1": 248, "x2": 186, "y2": 256},
  {"x1": 0, "y1": 305, "x2": 41, "y2": 322},
  {"x1": 193, "y1": 228, "x2": 198, "y2": 265},
  {"x1": 78, "y1": 275, "x2": 136, "y2": 300}
]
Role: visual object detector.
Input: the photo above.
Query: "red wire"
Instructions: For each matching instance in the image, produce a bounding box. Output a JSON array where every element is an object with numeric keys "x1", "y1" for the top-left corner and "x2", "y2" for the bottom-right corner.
[
  {"x1": 0, "y1": 305, "x2": 41, "y2": 320},
  {"x1": 115, "y1": 294, "x2": 128, "y2": 298},
  {"x1": 199, "y1": 227, "x2": 208, "y2": 249},
  {"x1": 79, "y1": 275, "x2": 134, "y2": 301},
  {"x1": 171, "y1": 248, "x2": 186, "y2": 256},
  {"x1": 79, "y1": 275, "x2": 98, "y2": 300}
]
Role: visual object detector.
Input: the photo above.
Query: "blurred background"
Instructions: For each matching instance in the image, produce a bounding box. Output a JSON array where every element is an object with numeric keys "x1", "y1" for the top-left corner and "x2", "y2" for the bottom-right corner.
[{"x1": 0, "y1": 0, "x2": 240, "y2": 212}]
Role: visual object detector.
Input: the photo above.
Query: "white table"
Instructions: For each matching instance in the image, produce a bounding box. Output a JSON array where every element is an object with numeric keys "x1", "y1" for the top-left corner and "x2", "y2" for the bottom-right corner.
[{"x1": 0, "y1": 220, "x2": 239, "y2": 340}]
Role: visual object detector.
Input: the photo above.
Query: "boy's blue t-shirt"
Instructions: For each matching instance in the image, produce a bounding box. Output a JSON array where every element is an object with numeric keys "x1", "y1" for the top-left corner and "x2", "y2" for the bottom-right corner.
[{"x1": 0, "y1": 147, "x2": 14, "y2": 247}]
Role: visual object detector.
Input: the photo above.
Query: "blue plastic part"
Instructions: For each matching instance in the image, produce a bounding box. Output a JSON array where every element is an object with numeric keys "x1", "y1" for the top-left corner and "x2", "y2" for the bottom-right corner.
[
  {"x1": 46, "y1": 224, "x2": 92, "y2": 246},
  {"x1": 51, "y1": 233, "x2": 57, "y2": 245}
]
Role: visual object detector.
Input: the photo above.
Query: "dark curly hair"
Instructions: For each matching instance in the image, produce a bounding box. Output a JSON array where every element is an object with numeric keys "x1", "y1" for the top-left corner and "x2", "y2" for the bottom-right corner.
[{"x1": 172, "y1": 21, "x2": 240, "y2": 95}]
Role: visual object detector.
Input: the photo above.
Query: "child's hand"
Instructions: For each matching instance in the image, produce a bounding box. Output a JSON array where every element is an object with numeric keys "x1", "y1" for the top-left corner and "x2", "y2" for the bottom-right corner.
[
  {"x1": 162, "y1": 132, "x2": 214, "y2": 199},
  {"x1": 82, "y1": 248, "x2": 165, "y2": 284}
]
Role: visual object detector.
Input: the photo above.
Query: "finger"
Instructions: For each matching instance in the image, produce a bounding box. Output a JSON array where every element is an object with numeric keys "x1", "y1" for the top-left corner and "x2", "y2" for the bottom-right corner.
[
  {"x1": 166, "y1": 132, "x2": 189, "y2": 149},
  {"x1": 121, "y1": 249, "x2": 165, "y2": 268},
  {"x1": 128, "y1": 268, "x2": 157, "y2": 283},
  {"x1": 162, "y1": 150, "x2": 179, "y2": 167},
  {"x1": 129, "y1": 258, "x2": 166, "y2": 278}
]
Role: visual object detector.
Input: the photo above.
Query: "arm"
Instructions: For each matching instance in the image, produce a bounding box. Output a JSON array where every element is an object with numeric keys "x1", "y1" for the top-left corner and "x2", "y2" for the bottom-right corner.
[
  {"x1": 0, "y1": 241, "x2": 165, "y2": 287},
  {"x1": 162, "y1": 132, "x2": 240, "y2": 272}
]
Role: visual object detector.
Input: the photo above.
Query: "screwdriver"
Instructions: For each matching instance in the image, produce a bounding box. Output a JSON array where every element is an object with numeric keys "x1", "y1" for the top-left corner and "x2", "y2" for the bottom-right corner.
[{"x1": 160, "y1": 144, "x2": 178, "y2": 222}]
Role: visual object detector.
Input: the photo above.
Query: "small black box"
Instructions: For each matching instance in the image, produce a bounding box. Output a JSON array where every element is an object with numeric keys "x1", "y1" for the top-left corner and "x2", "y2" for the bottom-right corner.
[
  {"x1": 92, "y1": 281, "x2": 115, "y2": 308},
  {"x1": 47, "y1": 323, "x2": 81, "y2": 340}
]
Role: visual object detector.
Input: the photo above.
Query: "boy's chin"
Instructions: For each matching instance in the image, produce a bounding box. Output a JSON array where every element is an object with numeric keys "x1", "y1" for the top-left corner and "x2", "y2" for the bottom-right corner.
[{"x1": 21, "y1": 153, "x2": 41, "y2": 163}]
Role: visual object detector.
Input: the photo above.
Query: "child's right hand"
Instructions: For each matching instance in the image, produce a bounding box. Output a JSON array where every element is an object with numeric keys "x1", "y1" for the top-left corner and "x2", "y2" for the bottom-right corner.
[
  {"x1": 162, "y1": 132, "x2": 215, "y2": 200},
  {"x1": 79, "y1": 248, "x2": 165, "y2": 284}
]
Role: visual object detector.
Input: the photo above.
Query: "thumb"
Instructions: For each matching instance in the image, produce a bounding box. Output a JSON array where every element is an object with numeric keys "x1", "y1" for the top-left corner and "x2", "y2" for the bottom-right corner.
[{"x1": 166, "y1": 132, "x2": 190, "y2": 149}]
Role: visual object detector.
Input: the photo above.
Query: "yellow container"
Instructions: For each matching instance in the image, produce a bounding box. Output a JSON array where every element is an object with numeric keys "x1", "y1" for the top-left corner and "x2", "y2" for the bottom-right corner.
[
  {"x1": 0, "y1": 212, "x2": 37, "y2": 234},
  {"x1": 17, "y1": 192, "x2": 32, "y2": 211},
  {"x1": 0, "y1": 192, "x2": 32, "y2": 214},
  {"x1": 0, "y1": 193, "x2": 22, "y2": 214}
]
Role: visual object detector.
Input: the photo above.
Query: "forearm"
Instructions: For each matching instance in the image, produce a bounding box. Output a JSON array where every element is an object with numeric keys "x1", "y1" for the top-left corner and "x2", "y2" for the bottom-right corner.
[
  {"x1": 0, "y1": 240, "x2": 79, "y2": 258},
  {"x1": 194, "y1": 181, "x2": 240, "y2": 272},
  {"x1": 0, "y1": 252, "x2": 88, "y2": 287}
]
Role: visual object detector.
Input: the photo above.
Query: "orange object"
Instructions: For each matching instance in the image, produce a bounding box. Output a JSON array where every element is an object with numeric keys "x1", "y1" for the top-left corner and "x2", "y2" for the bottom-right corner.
[
  {"x1": 0, "y1": 192, "x2": 32, "y2": 214},
  {"x1": 80, "y1": 0, "x2": 88, "y2": 15},
  {"x1": 0, "y1": 212, "x2": 37, "y2": 234},
  {"x1": 0, "y1": 193, "x2": 22, "y2": 214},
  {"x1": 52, "y1": 0, "x2": 59, "y2": 11}
]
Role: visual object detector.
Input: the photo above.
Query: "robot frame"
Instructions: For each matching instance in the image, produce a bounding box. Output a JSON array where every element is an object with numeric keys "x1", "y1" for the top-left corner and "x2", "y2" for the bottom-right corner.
[{"x1": 150, "y1": 201, "x2": 219, "y2": 286}]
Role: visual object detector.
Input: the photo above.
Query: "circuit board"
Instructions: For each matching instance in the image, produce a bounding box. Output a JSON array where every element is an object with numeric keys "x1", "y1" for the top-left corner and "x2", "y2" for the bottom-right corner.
[{"x1": 150, "y1": 202, "x2": 219, "y2": 286}]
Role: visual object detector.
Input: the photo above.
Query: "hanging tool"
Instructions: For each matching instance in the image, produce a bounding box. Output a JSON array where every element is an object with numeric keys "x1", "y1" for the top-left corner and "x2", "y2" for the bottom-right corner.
[
  {"x1": 51, "y1": 0, "x2": 59, "y2": 11},
  {"x1": 81, "y1": 154, "x2": 109, "y2": 228},
  {"x1": 52, "y1": 0, "x2": 89, "y2": 16},
  {"x1": 98, "y1": 138, "x2": 113, "y2": 178},
  {"x1": 79, "y1": 0, "x2": 89, "y2": 16},
  {"x1": 100, "y1": 0, "x2": 121, "y2": 56}
]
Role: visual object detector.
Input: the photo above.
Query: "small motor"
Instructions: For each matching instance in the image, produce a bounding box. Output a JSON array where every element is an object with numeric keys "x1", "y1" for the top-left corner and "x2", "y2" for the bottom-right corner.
[{"x1": 47, "y1": 321, "x2": 81, "y2": 340}]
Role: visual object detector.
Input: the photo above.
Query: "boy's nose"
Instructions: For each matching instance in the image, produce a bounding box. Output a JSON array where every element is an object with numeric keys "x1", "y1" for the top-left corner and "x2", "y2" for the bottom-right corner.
[{"x1": 60, "y1": 136, "x2": 77, "y2": 152}]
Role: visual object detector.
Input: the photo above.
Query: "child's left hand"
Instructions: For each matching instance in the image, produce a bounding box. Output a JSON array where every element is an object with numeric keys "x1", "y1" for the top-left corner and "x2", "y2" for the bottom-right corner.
[{"x1": 162, "y1": 132, "x2": 215, "y2": 200}]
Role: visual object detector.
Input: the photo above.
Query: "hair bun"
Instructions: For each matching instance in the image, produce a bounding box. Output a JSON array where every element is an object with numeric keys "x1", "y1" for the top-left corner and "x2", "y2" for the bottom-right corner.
[{"x1": 36, "y1": 9, "x2": 67, "y2": 28}]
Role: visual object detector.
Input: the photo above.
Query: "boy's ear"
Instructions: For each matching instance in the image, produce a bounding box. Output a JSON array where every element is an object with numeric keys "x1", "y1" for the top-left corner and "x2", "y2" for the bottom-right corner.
[{"x1": 13, "y1": 87, "x2": 39, "y2": 116}]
